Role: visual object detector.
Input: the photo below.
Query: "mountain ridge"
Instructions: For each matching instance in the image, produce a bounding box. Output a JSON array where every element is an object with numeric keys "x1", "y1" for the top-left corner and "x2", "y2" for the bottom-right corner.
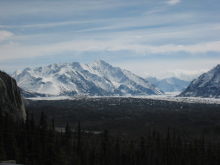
[
  {"x1": 12, "y1": 60, "x2": 164, "y2": 97},
  {"x1": 178, "y1": 64, "x2": 220, "y2": 98}
]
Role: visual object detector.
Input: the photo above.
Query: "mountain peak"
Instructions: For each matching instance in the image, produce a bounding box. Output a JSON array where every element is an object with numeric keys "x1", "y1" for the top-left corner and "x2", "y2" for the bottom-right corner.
[
  {"x1": 93, "y1": 59, "x2": 109, "y2": 65},
  {"x1": 12, "y1": 69, "x2": 22, "y2": 76},
  {"x1": 179, "y1": 64, "x2": 220, "y2": 98},
  {"x1": 24, "y1": 67, "x2": 31, "y2": 72},
  {"x1": 94, "y1": 59, "x2": 104, "y2": 62},
  {"x1": 213, "y1": 64, "x2": 220, "y2": 71},
  {"x1": 48, "y1": 63, "x2": 59, "y2": 69},
  {"x1": 12, "y1": 60, "x2": 164, "y2": 97}
]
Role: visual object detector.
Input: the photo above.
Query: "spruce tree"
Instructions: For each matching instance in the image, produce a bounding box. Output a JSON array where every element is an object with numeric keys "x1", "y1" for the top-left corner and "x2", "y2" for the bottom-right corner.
[{"x1": 0, "y1": 136, "x2": 6, "y2": 161}]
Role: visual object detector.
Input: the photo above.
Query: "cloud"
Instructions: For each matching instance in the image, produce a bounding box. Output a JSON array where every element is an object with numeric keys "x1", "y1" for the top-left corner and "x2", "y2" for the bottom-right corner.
[
  {"x1": 0, "y1": 0, "x2": 147, "y2": 20},
  {"x1": 13, "y1": 21, "x2": 95, "y2": 29},
  {"x1": 165, "y1": 0, "x2": 181, "y2": 5},
  {"x1": 0, "y1": 30, "x2": 13, "y2": 42},
  {"x1": 145, "y1": 69, "x2": 207, "y2": 81},
  {"x1": 0, "y1": 39, "x2": 220, "y2": 61},
  {"x1": 144, "y1": 8, "x2": 166, "y2": 15},
  {"x1": 82, "y1": 40, "x2": 220, "y2": 54},
  {"x1": 111, "y1": 57, "x2": 220, "y2": 80},
  {"x1": 141, "y1": 41, "x2": 220, "y2": 54},
  {"x1": 2, "y1": 11, "x2": 193, "y2": 30}
]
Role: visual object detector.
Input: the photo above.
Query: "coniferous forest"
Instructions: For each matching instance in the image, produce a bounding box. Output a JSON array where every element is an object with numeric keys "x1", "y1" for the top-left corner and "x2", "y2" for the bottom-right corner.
[{"x1": 1, "y1": 107, "x2": 220, "y2": 165}]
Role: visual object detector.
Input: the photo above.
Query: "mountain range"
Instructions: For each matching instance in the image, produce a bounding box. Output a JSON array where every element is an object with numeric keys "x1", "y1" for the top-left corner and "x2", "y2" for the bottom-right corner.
[
  {"x1": 145, "y1": 77, "x2": 191, "y2": 92},
  {"x1": 178, "y1": 64, "x2": 220, "y2": 98},
  {"x1": 12, "y1": 60, "x2": 164, "y2": 97}
]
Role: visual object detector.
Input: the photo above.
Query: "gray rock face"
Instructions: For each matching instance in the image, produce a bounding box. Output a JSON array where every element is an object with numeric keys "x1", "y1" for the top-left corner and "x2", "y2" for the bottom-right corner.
[
  {"x1": 178, "y1": 64, "x2": 220, "y2": 98},
  {"x1": 0, "y1": 70, "x2": 26, "y2": 120}
]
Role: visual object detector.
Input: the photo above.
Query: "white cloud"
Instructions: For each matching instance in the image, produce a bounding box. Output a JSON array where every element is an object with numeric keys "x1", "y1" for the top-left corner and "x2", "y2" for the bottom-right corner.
[
  {"x1": 165, "y1": 0, "x2": 181, "y2": 5},
  {"x1": 0, "y1": 0, "x2": 148, "y2": 20},
  {"x1": 113, "y1": 58, "x2": 218, "y2": 80},
  {"x1": 140, "y1": 41, "x2": 220, "y2": 54},
  {"x1": 145, "y1": 69, "x2": 207, "y2": 81},
  {"x1": 3, "y1": 11, "x2": 194, "y2": 30},
  {"x1": 0, "y1": 39, "x2": 220, "y2": 61},
  {"x1": 0, "y1": 30, "x2": 13, "y2": 42}
]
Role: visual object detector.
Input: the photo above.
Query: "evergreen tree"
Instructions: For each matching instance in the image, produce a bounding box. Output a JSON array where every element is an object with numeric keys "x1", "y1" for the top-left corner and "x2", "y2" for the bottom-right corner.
[
  {"x1": 75, "y1": 120, "x2": 83, "y2": 165},
  {"x1": 39, "y1": 111, "x2": 48, "y2": 164},
  {"x1": 0, "y1": 136, "x2": 6, "y2": 161},
  {"x1": 77, "y1": 120, "x2": 82, "y2": 155},
  {"x1": 65, "y1": 122, "x2": 71, "y2": 140},
  {"x1": 3, "y1": 113, "x2": 17, "y2": 160},
  {"x1": 46, "y1": 128, "x2": 57, "y2": 165},
  {"x1": 102, "y1": 129, "x2": 110, "y2": 165}
]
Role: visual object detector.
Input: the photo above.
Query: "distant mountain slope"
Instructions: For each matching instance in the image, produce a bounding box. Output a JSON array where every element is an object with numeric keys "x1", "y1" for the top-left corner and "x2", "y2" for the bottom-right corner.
[
  {"x1": 146, "y1": 77, "x2": 190, "y2": 92},
  {"x1": 0, "y1": 70, "x2": 26, "y2": 120},
  {"x1": 19, "y1": 88, "x2": 49, "y2": 98},
  {"x1": 145, "y1": 77, "x2": 159, "y2": 85},
  {"x1": 178, "y1": 64, "x2": 220, "y2": 98},
  {"x1": 12, "y1": 60, "x2": 164, "y2": 97}
]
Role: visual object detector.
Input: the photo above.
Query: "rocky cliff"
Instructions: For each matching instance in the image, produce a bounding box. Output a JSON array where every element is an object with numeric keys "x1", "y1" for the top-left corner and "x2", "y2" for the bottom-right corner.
[{"x1": 0, "y1": 70, "x2": 26, "y2": 120}]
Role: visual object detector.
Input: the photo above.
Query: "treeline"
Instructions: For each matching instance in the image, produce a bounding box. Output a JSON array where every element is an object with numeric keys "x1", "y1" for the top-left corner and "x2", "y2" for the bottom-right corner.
[{"x1": 1, "y1": 109, "x2": 220, "y2": 165}]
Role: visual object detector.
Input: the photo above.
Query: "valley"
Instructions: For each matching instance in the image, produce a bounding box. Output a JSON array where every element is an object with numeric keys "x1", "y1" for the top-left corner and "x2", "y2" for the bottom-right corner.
[
  {"x1": 15, "y1": 61, "x2": 220, "y2": 136},
  {"x1": 26, "y1": 97, "x2": 220, "y2": 136}
]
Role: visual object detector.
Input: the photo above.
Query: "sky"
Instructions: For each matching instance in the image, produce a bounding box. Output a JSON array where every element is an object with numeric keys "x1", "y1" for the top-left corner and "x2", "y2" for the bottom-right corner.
[{"x1": 0, "y1": 0, "x2": 220, "y2": 81}]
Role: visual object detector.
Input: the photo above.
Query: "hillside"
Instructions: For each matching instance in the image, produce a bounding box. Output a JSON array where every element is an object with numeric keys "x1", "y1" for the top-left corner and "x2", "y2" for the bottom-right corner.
[{"x1": 179, "y1": 64, "x2": 220, "y2": 98}]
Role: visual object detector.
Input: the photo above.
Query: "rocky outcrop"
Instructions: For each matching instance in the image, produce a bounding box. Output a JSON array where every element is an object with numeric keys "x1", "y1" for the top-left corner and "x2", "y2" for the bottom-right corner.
[{"x1": 0, "y1": 70, "x2": 26, "y2": 121}]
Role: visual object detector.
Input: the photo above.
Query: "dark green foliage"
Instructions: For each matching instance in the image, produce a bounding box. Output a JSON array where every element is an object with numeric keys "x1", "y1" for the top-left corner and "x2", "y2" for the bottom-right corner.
[
  {"x1": 77, "y1": 120, "x2": 81, "y2": 154},
  {"x1": 1, "y1": 110, "x2": 220, "y2": 165},
  {"x1": 46, "y1": 129, "x2": 57, "y2": 165},
  {"x1": 0, "y1": 136, "x2": 6, "y2": 161},
  {"x1": 65, "y1": 122, "x2": 71, "y2": 139}
]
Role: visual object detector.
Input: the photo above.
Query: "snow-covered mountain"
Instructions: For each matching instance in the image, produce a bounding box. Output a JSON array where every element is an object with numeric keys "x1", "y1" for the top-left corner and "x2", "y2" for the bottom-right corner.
[
  {"x1": 178, "y1": 64, "x2": 220, "y2": 98},
  {"x1": 145, "y1": 77, "x2": 159, "y2": 85},
  {"x1": 12, "y1": 60, "x2": 164, "y2": 97},
  {"x1": 146, "y1": 77, "x2": 190, "y2": 92}
]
